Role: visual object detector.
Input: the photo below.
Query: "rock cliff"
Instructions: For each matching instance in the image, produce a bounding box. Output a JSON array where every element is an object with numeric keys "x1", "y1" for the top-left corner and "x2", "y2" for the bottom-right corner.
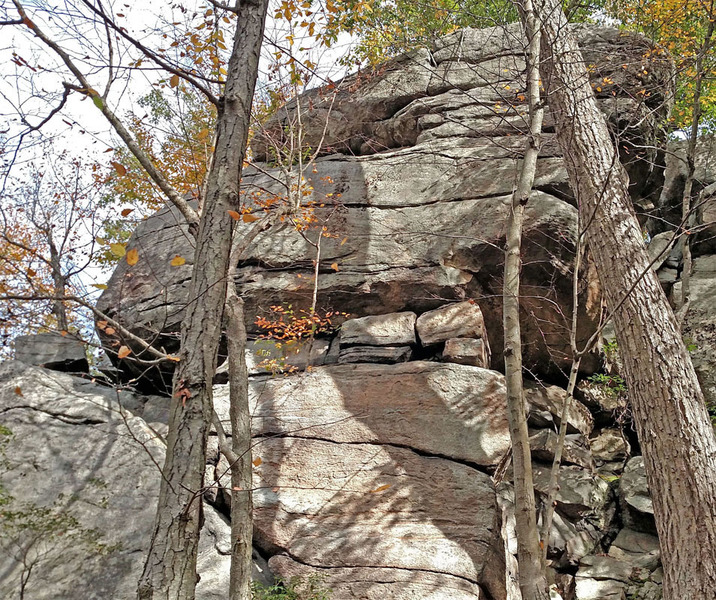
[{"x1": 3, "y1": 22, "x2": 715, "y2": 600}]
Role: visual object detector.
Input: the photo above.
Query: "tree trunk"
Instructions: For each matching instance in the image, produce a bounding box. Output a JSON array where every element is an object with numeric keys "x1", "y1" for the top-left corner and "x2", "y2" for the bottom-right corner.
[
  {"x1": 137, "y1": 1, "x2": 269, "y2": 598},
  {"x1": 533, "y1": 2, "x2": 716, "y2": 597},
  {"x1": 503, "y1": 3, "x2": 549, "y2": 598}
]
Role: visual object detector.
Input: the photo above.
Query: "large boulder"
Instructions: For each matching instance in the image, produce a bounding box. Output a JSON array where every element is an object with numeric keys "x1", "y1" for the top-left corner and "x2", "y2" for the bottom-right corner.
[
  {"x1": 0, "y1": 361, "x2": 266, "y2": 599},
  {"x1": 97, "y1": 24, "x2": 673, "y2": 389}
]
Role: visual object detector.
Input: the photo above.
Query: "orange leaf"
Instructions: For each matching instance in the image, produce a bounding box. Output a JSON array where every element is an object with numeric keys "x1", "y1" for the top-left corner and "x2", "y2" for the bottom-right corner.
[
  {"x1": 121, "y1": 208, "x2": 134, "y2": 217},
  {"x1": 126, "y1": 248, "x2": 139, "y2": 266},
  {"x1": 242, "y1": 213, "x2": 260, "y2": 223},
  {"x1": 170, "y1": 255, "x2": 186, "y2": 267},
  {"x1": 167, "y1": 355, "x2": 180, "y2": 362},
  {"x1": 252, "y1": 457, "x2": 263, "y2": 467},
  {"x1": 227, "y1": 210, "x2": 241, "y2": 221},
  {"x1": 104, "y1": 327, "x2": 116, "y2": 336},
  {"x1": 14, "y1": 386, "x2": 23, "y2": 396},
  {"x1": 96, "y1": 320, "x2": 108, "y2": 330},
  {"x1": 110, "y1": 161, "x2": 127, "y2": 176},
  {"x1": 117, "y1": 345, "x2": 131, "y2": 359},
  {"x1": 331, "y1": 262, "x2": 339, "y2": 271},
  {"x1": 170, "y1": 74, "x2": 180, "y2": 88},
  {"x1": 370, "y1": 484, "x2": 391, "y2": 493}
]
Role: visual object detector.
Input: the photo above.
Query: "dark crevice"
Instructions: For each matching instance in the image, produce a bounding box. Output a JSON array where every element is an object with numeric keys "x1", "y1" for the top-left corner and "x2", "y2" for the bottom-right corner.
[{"x1": 0, "y1": 404, "x2": 105, "y2": 426}]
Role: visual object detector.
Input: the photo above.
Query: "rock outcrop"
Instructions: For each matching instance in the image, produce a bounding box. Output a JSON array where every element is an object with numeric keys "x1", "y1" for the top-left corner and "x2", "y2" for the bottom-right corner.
[{"x1": 96, "y1": 24, "x2": 672, "y2": 390}]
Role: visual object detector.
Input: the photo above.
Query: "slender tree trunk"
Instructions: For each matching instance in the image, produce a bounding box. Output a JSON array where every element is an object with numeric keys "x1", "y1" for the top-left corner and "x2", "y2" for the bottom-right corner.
[
  {"x1": 138, "y1": 1, "x2": 269, "y2": 598},
  {"x1": 503, "y1": 3, "x2": 549, "y2": 598},
  {"x1": 47, "y1": 236, "x2": 68, "y2": 332},
  {"x1": 533, "y1": 3, "x2": 716, "y2": 597}
]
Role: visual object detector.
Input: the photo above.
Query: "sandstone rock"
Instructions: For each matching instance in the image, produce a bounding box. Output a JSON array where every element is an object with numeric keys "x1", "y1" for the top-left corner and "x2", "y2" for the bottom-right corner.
[
  {"x1": 251, "y1": 436, "x2": 505, "y2": 600},
  {"x1": 13, "y1": 332, "x2": 88, "y2": 373},
  {"x1": 529, "y1": 429, "x2": 594, "y2": 470},
  {"x1": 526, "y1": 384, "x2": 594, "y2": 437},
  {"x1": 0, "y1": 361, "x2": 242, "y2": 599},
  {"x1": 574, "y1": 577, "x2": 626, "y2": 600},
  {"x1": 683, "y1": 255, "x2": 716, "y2": 415},
  {"x1": 578, "y1": 555, "x2": 633, "y2": 583},
  {"x1": 98, "y1": 25, "x2": 673, "y2": 388},
  {"x1": 415, "y1": 301, "x2": 486, "y2": 346},
  {"x1": 590, "y1": 428, "x2": 631, "y2": 465},
  {"x1": 216, "y1": 362, "x2": 512, "y2": 467},
  {"x1": 337, "y1": 344, "x2": 413, "y2": 364},
  {"x1": 608, "y1": 529, "x2": 661, "y2": 571},
  {"x1": 442, "y1": 337, "x2": 490, "y2": 367},
  {"x1": 619, "y1": 457, "x2": 656, "y2": 534},
  {"x1": 340, "y1": 311, "x2": 417, "y2": 346},
  {"x1": 269, "y1": 554, "x2": 488, "y2": 600},
  {"x1": 533, "y1": 465, "x2": 612, "y2": 524}
]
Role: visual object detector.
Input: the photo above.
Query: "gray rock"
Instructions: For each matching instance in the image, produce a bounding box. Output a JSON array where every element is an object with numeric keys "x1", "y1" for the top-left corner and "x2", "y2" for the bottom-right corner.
[
  {"x1": 0, "y1": 361, "x2": 243, "y2": 599},
  {"x1": 578, "y1": 555, "x2": 632, "y2": 583},
  {"x1": 574, "y1": 577, "x2": 626, "y2": 600},
  {"x1": 251, "y1": 436, "x2": 506, "y2": 600},
  {"x1": 415, "y1": 301, "x2": 486, "y2": 346},
  {"x1": 608, "y1": 529, "x2": 661, "y2": 571},
  {"x1": 442, "y1": 337, "x2": 490, "y2": 367},
  {"x1": 337, "y1": 344, "x2": 413, "y2": 364},
  {"x1": 340, "y1": 311, "x2": 417, "y2": 346},
  {"x1": 619, "y1": 457, "x2": 656, "y2": 533},
  {"x1": 533, "y1": 465, "x2": 612, "y2": 524},
  {"x1": 526, "y1": 384, "x2": 594, "y2": 437},
  {"x1": 590, "y1": 428, "x2": 630, "y2": 464},
  {"x1": 529, "y1": 429, "x2": 595, "y2": 470},
  {"x1": 13, "y1": 333, "x2": 88, "y2": 373}
]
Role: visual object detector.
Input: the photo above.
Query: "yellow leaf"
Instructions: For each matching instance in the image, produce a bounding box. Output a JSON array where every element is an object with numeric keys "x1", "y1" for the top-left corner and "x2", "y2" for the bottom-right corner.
[
  {"x1": 252, "y1": 457, "x2": 263, "y2": 467},
  {"x1": 198, "y1": 128, "x2": 209, "y2": 140},
  {"x1": 121, "y1": 208, "x2": 134, "y2": 217},
  {"x1": 14, "y1": 386, "x2": 23, "y2": 396},
  {"x1": 95, "y1": 236, "x2": 106, "y2": 245},
  {"x1": 370, "y1": 484, "x2": 391, "y2": 493},
  {"x1": 170, "y1": 74, "x2": 180, "y2": 87},
  {"x1": 111, "y1": 161, "x2": 127, "y2": 176},
  {"x1": 242, "y1": 213, "x2": 260, "y2": 223},
  {"x1": 227, "y1": 210, "x2": 241, "y2": 220},
  {"x1": 92, "y1": 283, "x2": 108, "y2": 290},
  {"x1": 331, "y1": 262, "x2": 339, "y2": 271},
  {"x1": 126, "y1": 248, "x2": 139, "y2": 266},
  {"x1": 170, "y1": 255, "x2": 186, "y2": 267},
  {"x1": 117, "y1": 345, "x2": 131, "y2": 359},
  {"x1": 340, "y1": 237, "x2": 348, "y2": 245},
  {"x1": 109, "y1": 243, "x2": 126, "y2": 258}
]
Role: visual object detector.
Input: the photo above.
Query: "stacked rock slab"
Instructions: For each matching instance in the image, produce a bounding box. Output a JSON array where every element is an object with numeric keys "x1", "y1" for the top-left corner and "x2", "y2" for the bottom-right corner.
[{"x1": 96, "y1": 24, "x2": 672, "y2": 388}]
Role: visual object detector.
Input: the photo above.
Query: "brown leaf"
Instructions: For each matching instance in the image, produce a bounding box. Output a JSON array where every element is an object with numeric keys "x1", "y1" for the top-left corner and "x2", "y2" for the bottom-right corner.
[
  {"x1": 369, "y1": 484, "x2": 391, "y2": 493},
  {"x1": 121, "y1": 208, "x2": 134, "y2": 217},
  {"x1": 242, "y1": 213, "x2": 260, "y2": 223},
  {"x1": 110, "y1": 161, "x2": 127, "y2": 176},
  {"x1": 170, "y1": 74, "x2": 180, "y2": 88},
  {"x1": 117, "y1": 345, "x2": 131, "y2": 359},
  {"x1": 14, "y1": 386, "x2": 23, "y2": 397},
  {"x1": 104, "y1": 327, "x2": 116, "y2": 336},
  {"x1": 227, "y1": 210, "x2": 241, "y2": 221}
]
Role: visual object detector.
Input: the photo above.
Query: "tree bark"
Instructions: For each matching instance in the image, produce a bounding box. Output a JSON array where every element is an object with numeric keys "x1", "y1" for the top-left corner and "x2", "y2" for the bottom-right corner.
[
  {"x1": 503, "y1": 2, "x2": 549, "y2": 598},
  {"x1": 533, "y1": 3, "x2": 716, "y2": 597},
  {"x1": 137, "y1": 1, "x2": 269, "y2": 598}
]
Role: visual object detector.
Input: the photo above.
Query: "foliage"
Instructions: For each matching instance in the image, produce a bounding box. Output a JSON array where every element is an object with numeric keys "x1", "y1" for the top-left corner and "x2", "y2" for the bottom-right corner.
[
  {"x1": 607, "y1": 0, "x2": 716, "y2": 130},
  {"x1": 252, "y1": 575, "x2": 333, "y2": 600},
  {"x1": 587, "y1": 372, "x2": 628, "y2": 396}
]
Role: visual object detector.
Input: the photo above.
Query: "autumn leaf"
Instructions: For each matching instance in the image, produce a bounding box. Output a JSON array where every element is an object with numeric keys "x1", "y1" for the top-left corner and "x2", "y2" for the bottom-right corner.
[
  {"x1": 331, "y1": 262, "x2": 339, "y2": 271},
  {"x1": 96, "y1": 320, "x2": 108, "y2": 330},
  {"x1": 227, "y1": 210, "x2": 241, "y2": 221},
  {"x1": 126, "y1": 248, "x2": 139, "y2": 266},
  {"x1": 111, "y1": 161, "x2": 127, "y2": 176},
  {"x1": 105, "y1": 327, "x2": 116, "y2": 335},
  {"x1": 170, "y1": 255, "x2": 186, "y2": 267},
  {"x1": 167, "y1": 355, "x2": 181, "y2": 362},
  {"x1": 242, "y1": 213, "x2": 260, "y2": 223},
  {"x1": 117, "y1": 345, "x2": 131, "y2": 359},
  {"x1": 121, "y1": 208, "x2": 134, "y2": 217},
  {"x1": 370, "y1": 484, "x2": 391, "y2": 493},
  {"x1": 92, "y1": 283, "x2": 108, "y2": 290},
  {"x1": 170, "y1": 74, "x2": 180, "y2": 88},
  {"x1": 27, "y1": 267, "x2": 36, "y2": 277},
  {"x1": 252, "y1": 457, "x2": 263, "y2": 467},
  {"x1": 109, "y1": 242, "x2": 126, "y2": 258},
  {"x1": 14, "y1": 386, "x2": 23, "y2": 396}
]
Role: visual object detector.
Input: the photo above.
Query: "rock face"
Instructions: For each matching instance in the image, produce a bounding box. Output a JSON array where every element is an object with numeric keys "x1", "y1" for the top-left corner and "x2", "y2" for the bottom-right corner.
[
  {"x1": 13, "y1": 332, "x2": 89, "y2": 373},
  {"x1": 96, "y1": 24, "x2": 672, "y2": 388},
  {"x1": 0, "y1": 361, "x2": 269, "y2": 600}
]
